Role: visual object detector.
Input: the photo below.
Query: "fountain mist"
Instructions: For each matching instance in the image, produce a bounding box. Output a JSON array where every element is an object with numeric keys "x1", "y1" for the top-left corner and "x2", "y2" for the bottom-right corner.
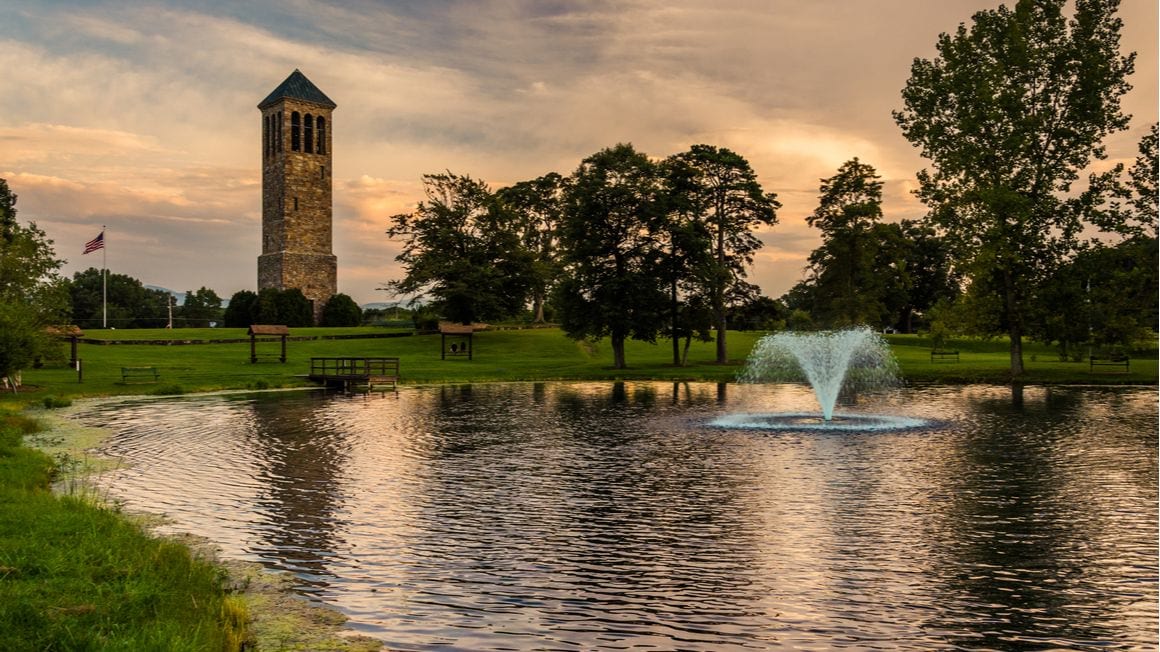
[{"x1": 739, "y1": 326, "x2": 900, "y2": 420}]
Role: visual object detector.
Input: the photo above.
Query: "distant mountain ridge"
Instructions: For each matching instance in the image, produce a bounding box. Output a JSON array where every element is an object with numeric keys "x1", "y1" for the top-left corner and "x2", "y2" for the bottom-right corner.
[{"x1": 144, "y1": 285, "x2": 185, "y2": 306}]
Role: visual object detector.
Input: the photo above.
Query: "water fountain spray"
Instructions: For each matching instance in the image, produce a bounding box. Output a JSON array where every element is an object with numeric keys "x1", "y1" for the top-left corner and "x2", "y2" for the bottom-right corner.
[{"x1": 738, "y1": 326, "x2": 901, "y2": 421}]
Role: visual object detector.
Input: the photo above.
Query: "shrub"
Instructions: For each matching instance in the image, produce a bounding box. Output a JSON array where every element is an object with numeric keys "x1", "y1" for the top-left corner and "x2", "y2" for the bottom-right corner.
[
  {"x1": 223, "y1": 290, "x2": 257, "y2": 328},
  {"x1": 927, "y1": 319, "x2": 952, "y2": 351},
  {"x1": 275, "y1": 288, "x2": 314, "y2": 327},
  {"x1": 41, "y1": 396, "x2": 72, "y2": 409},
  {"x1": 320, "y1": 293, "x2": 362, "y2": 327},
  {"x1": 149, "y1": 384, "x2": 185, "y2": 396}
]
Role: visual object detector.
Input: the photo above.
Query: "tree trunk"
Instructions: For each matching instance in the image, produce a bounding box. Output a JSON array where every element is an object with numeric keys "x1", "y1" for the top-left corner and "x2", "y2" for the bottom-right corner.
[
  {"x1": 671, "y1": 278, "x2": 681, "y2": 366},
  {"x1": 714, "y1": 199, "x2": 728, "y2": 364},
  {"x1": 682, "y1": 334, "x2": 693, "y2": 366},
  {"x1": 532, "y1": 293, "x2": 545, "y2": 323},
  {"x1": 1009, "y1": 326, "x2": 1024, "y2": 377},
  {"x1": 715, "y1": 311, "x2": 727, "y2": 364},
  {"x1": 612, "y1": 333, "x2": 627, "y2": 369},
  {"x1": 1004, "y1": 268, "x2": 1025, "y2": 378},
  {"x1": 713, "y1": 272, "x2": 727, "y2": 364}
]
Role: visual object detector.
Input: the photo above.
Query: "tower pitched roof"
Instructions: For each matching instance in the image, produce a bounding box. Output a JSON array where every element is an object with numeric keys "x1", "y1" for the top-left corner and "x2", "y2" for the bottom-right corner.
[{"x1": 258, "y1": 69, "x2": 336, "y2": 110}]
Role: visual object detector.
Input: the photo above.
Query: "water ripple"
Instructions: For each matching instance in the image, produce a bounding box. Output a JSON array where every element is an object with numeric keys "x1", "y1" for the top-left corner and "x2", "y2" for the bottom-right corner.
[{"x1": 78, "y1": 383, "x2": 1159, "y2": 650}]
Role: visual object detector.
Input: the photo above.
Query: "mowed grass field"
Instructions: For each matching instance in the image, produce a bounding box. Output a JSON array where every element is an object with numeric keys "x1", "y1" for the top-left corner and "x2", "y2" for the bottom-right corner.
[{"x1": 6, "y1": 326, "x2": 1156, "y2": 403}]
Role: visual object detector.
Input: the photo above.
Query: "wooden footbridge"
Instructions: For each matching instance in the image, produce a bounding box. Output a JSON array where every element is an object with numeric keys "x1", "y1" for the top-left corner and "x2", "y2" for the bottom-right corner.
[{"x1": 308, "y1": 357, "x2": 399, "y2": 391}]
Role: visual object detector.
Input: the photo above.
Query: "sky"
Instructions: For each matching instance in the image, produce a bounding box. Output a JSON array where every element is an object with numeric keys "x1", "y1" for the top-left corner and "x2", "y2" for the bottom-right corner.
[{"x1": 1, "y1": 0, "x2": 1156, "y2": 307}]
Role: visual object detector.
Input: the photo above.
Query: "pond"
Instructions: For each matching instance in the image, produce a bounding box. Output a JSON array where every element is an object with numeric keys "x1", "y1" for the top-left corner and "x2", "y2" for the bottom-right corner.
[{"x1": 79, "y1": 382, "x2": 1157, "y2": 650}]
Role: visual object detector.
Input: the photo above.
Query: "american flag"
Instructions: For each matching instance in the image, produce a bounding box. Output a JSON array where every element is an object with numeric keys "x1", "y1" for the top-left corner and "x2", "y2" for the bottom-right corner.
[{"x1": 83, "y1": 231, "x2": 105, "y2": 255}]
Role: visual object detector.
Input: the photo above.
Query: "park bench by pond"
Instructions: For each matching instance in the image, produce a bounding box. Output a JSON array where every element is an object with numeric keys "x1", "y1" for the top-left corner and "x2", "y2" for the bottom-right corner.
[
  {"x1": 1089, "y1": 354, "x2": 1130, "y2": 373},
  {"x1": 930, "y1": 349, "x2": 960, "y2": 363},
  {"x1": 121, "y1": 366, "x2": 160, "y2": 383}
]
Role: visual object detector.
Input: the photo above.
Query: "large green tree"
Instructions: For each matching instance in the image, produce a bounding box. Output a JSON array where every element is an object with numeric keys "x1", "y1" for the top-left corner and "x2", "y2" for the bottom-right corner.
[
  {"x1": 804, "y1": 158, "x2": 890, "y2": 327},
  {"x1": 668, "y1": 145, "x2": 779, "y2": 363},
  {"x1": 1029, "y1": 236, "x2": 1157, "y2": 355},
  {"x1": 893, "y1": 219, "x2": 961, "y2": 332},
  {"x1": 387, "y1": 173, "x2": 534, "y2": 324},
  {"x1": 729, "y1": 294, "x2": 788, "y2": 332},
  {"x1": 894, "y1": 0, "x2": 1136, "y2": 377},
  {"x1": 496, "y1": 172, "x2": 567, "y2": 323},
  {"x1": 219, "y1": 288, "x2": 313, "y2": 327},
  {"x1": 0, "y1": 179, "x2": 68, "y2": 385},
  {"x1": 656, "y1": 155, "x2": 714, "y2": 366},
  {"x1": 1127, "y1": 123, "x2": 1157, "y2": 235},
  {"x1": 178, "y1": 286, "x2": 222, "y2": 327},
  {"x1": 69, "y1": 268, "x2": 170, "y2": 329},
  {"x1": 556, "y1": 144, "x2": 668, "y2": 369}
]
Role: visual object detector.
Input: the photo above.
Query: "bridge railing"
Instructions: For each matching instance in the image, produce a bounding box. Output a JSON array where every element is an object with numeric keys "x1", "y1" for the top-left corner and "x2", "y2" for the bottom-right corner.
[{"x1": 310, "y1": 357, "x2": 400, "y2": 378}]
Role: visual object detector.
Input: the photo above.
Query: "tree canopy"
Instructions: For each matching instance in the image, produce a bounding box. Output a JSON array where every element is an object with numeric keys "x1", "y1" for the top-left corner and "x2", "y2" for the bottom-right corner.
[
  {"x1": 894, "y1": 0, "x2": 1136, "y2": 376},
  {"x1": 69, "y1": 268, "x2": 171, "y2": 329},
  {"x1": 320, "y1": 293, "x2": 363, "y2": 327},
  {"x1": 1028, "y1": 236, "x2": 1157, "y2": 355},
  {"x1": 0, "y1": 178, "x2": 68, "y2": 382},
  {"x1": 383, "y1": 145, "x2": 779, "y2": 368},
  {"x1": 178, "y1": 287, "x2": 223, "y2": 328},
  {"x1": 803, "y1": 158, "x2": 889, "y2": 327},
  {"x1": 556, "y1": 144, "x2": 669, "y2": 369},
  {"x1": 1127, "y1": 124, "x2": 1158, "y2": 235},
  {"x1": 223, "y1": 290, "x2": 257, "y2": 328},
  {"x1": 496, "y1": 173, "x2": 567, "y2": 324},
  {"x1": 387, "y1": 173, "x2": 534, "y2": 325},
  {"x1": 667, "y1": 145, "x2": 778, "y2": 363}
]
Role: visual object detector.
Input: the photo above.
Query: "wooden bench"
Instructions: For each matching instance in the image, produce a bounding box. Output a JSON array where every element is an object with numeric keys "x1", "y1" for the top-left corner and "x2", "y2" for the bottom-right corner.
[
  {"x1": 121, "y1": 366, "x2": 160, "y2": 383},
  {"x1": 930, "y1": 350, "x2": 960, "y2": 363},
  {"x1": 1090, "y1": 355, "x2": 1129, "y2": 373}
]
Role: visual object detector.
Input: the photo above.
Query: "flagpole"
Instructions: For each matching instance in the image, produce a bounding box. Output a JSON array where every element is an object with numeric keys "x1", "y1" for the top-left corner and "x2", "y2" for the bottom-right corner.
[{"x1": 102, "y1": 225, "x2": 107, "y2": 329}]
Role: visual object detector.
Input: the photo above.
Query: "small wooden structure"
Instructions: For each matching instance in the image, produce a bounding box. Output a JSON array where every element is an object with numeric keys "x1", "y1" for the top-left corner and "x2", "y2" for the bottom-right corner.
[
  {"x1": 248, "y1": 325, "x2": 288, "y2": 363},
  {"x1": 45, "y1": 325, "x2": 84, "y2": 367},
  {"x1": 439, "y1": 322, "x2": 478, "y2": 360},
  {"x1": 309, "y1": 357, "x2": 399, "y2": 391}
]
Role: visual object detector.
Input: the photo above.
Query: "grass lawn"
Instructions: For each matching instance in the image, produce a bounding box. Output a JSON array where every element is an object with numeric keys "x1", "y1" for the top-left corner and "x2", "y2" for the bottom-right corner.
[
  {"x1": 0, "y1": 413, "x2": 247, "y2": 651},
  {"x1": 2, "y1": 327, "x2": 1153, "y2": 405},
  {"x1": 886, "y1": 334, "x2": 1157, "y2": 384}
]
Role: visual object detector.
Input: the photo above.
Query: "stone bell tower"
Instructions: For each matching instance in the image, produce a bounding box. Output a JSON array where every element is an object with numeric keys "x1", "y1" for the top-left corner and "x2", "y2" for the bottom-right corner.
[{"x1": 257, "y1": 69, "x2": 337, "y2": 323}]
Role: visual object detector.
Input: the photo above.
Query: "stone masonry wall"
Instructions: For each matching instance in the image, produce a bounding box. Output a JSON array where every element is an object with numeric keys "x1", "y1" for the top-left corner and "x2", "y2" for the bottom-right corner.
[{"x1": 259, "y1": 97, "x2": 336, "y2": 323}]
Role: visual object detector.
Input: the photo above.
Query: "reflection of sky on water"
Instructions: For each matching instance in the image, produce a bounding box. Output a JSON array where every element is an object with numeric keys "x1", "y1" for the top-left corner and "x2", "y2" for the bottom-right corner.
[{"x1": 82, "y1": 383, "x2": 1158, "y2": 650}]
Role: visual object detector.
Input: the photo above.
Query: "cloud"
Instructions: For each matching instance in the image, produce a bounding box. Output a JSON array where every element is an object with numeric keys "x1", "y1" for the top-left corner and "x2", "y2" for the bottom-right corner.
[
  {"x1": 0, "y1": 0, "x2": 1154, "y2": 305},
  {"x1": 0, "y1": 123, "x2": 165, "y2": 164}
]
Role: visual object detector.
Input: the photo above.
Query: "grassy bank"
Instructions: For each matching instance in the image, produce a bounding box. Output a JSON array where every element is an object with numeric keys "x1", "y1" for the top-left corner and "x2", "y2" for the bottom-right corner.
[
  {"x1": 0, "y1": 411, "x2": 247, "y2": 650},
  {"x1": 4, "y1": 327, "x2": 1155, "y2": 403}
]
